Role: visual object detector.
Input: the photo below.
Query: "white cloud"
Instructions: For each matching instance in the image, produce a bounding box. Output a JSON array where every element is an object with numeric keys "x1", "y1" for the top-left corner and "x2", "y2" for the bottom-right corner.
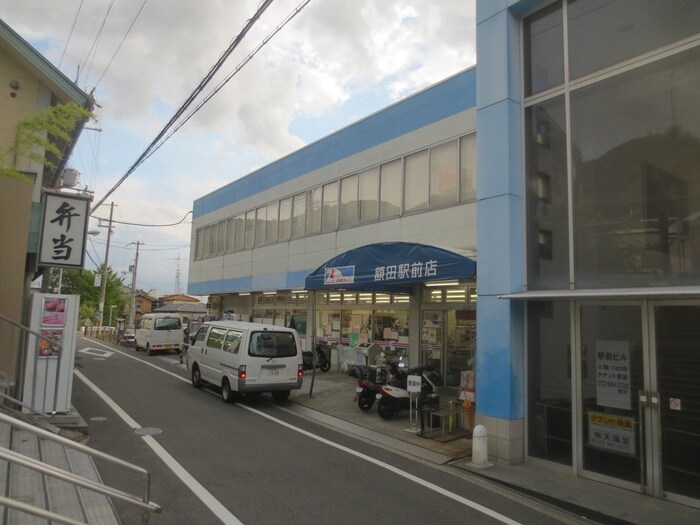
[{"x1": 3, "y1": 0, "x2": 476, "y2": 295}]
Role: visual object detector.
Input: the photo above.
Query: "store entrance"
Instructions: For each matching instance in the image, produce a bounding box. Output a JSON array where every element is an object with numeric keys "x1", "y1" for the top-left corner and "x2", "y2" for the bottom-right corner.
[
  {"x1": 420, "y1": 309, "x2": 475, "y2": 387},
  {"x1": 577, "y1": 302, "x2": 700, "y2": 504}
]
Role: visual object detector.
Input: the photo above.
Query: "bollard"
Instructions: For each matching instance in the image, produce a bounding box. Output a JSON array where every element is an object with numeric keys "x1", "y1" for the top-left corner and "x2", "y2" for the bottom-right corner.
[{"x1": 471, "y1": 424, "x2": 493, "y2": 468}]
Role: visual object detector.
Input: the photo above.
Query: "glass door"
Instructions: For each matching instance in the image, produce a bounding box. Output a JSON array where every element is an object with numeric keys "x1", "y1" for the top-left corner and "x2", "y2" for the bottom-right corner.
[
  {"x1": 654, "y1": 304, "x2": 700, "y2": 502},
  {"x1": 421, "y1": 310, "x2": 443, "y2": 374},
  {"x1": 578, "y1": 304, "x2": 646, "y2": 488}
]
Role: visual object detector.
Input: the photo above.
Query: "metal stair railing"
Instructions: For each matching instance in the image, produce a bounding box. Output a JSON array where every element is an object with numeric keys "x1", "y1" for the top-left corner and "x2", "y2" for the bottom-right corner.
[{"x1": 0, "y1": 411, "x2": 162, "y2": 524}]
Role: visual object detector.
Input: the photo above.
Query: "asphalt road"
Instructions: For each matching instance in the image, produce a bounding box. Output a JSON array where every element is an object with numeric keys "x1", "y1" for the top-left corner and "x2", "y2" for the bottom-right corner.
[{"x1": 73, "y1": 336, "x2": 584, "y2": 525}]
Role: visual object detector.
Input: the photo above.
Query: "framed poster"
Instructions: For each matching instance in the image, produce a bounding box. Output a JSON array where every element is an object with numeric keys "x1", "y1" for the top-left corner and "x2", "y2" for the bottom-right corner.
[{"x1": 41, "y1": 297, "x2": 67, "y2": 327}]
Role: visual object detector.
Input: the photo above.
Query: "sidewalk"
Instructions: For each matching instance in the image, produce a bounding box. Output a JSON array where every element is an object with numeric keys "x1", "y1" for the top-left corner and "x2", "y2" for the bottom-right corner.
[{"x1": 290, "y1": 371, "x2": 700, "y2": 525}]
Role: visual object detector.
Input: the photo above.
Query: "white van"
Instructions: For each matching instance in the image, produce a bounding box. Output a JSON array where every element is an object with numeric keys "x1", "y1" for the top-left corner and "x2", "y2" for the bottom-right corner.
[
  {"x1": 135, "y1": 313, "x2": 184, "y2": 356},
  {"x1": 187, "y1": 321, "x2": 303, "y2": 403}
]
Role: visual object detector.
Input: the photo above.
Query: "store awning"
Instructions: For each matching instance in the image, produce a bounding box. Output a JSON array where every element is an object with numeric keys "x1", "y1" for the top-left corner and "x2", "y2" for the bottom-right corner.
[{"x1": 305, "y1": 242, "x2": 476, "y2": 292}]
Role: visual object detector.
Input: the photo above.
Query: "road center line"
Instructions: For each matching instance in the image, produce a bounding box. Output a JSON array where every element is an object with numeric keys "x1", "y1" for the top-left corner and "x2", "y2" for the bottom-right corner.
[
  {"x1": 73, "y1": 368, "x2": 242, "y2": 525},
  {"x1": 78, "y1": 339, "x2": 521, "y2": 525}
]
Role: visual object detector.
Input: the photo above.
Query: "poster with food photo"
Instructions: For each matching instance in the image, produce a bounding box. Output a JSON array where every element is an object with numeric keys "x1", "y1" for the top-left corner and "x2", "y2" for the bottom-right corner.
[
  {"x1": 39, "y1": 329, "x2": 63, "y2": 357},
  {"x1": 42, "y1": 298, "x2": 66, "y2": 326}
]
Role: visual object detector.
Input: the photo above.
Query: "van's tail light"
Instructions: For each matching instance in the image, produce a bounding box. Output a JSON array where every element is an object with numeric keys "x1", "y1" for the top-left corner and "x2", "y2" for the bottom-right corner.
[
  {"x1": 297, "y1": 364, "x2": 304, "y2": 378},
  {"x1": 238, "y1": 365, "x2": 247, "y2": 380}
]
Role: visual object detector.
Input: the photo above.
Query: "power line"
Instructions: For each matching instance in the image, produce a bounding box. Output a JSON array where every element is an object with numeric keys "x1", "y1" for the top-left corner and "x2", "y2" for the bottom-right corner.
[
  {"x1": 91, "y1": 211, "x2": 191, "y2": 228},
  {"x1": 79, "y1": 0, "x2": 116, "y2": 86},
  {"x1": 94, "y1": 0, "x2": 150, "y2": 89},
  {"x1": 90, "y1": 0, "x2": 275, "y2": 215},
  {"x1": 59, "y1": 0, "x2": 84, "y2": 68},
  {"x1": 149, "y1": 0, "x2": 312, "y2": 160}
]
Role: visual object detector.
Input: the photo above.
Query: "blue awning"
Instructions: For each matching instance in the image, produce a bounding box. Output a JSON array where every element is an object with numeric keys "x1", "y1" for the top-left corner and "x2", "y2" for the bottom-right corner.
[{"x1": 305, "y1": 242, "x2": 476, "y2": 292}]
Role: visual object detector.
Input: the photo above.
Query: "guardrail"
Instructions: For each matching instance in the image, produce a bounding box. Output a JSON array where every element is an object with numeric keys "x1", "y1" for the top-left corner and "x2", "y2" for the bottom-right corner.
[{"x1": 0, "y1": 411, "x2": 161, "y2": 524}]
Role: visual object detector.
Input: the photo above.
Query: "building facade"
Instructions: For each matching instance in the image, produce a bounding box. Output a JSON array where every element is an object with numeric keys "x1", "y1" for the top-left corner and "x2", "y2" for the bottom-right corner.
[
  {"x1": 189, "y1": 69, "x2": 478, "y2": 388},
  {"x1": 0, "y1": 19, "x2": 91, "y2": 386},
  {"x1": 478, "y1": 0, "x2": 700, "y2": 507},
  {"x1": 189, "y1": 0, "x2": 700, "y2": 507}
]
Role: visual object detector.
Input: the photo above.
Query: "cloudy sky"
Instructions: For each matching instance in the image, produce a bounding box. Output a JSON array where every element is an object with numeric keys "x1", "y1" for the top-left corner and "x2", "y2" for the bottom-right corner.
[{"x1": 2, "y1": 0, "x2": 476, "y2": 298}]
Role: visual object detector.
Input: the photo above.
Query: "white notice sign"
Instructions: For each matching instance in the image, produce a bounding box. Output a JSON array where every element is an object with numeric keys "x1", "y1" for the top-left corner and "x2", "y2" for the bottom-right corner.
[{"x1": 595, "y1": 340, "x2": 631, "y2": 410}]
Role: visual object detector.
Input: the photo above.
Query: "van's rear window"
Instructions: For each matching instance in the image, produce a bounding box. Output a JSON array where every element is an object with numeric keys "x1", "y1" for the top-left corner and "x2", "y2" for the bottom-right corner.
[
  {"x1": 249, "y1": 332, "x2": 297, "y2": 358},
  {"x1": 154, "y1": 317, "x2": 181, "y2": 330}
]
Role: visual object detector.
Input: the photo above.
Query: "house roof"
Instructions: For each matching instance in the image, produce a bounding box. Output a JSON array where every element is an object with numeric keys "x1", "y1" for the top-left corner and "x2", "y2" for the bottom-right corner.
[
  {"x1": 0, "y1": 18, "x2": 93, "y2": 185},
  {"x1": 0, "y1": 18, "x2": 91, "y2": 107}
]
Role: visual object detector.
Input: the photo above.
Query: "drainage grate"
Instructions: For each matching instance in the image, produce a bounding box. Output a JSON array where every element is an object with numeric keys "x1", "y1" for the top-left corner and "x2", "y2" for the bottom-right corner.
[{"x1": 134, "y1": 427, "x2": 163, "y2": 436}]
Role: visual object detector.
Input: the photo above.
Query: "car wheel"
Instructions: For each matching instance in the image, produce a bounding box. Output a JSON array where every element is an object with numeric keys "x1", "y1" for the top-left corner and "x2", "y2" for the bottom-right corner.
[
  {"x1": 377, "y1": 396, "x2": 398, "y2": 420},
  {"x1": 146, "y1": 344, "x2": 152, "y2": 356},
  {"x1": 221, "y1": 378, "x2": 238, "y2": 403},
  {"x1": 191, "y1": 365, "x2": 202, "y2": 388},
  {"x1": 357, "y1": 390, "x2": 375, "y2": 411},
  {"x1": 271, "y1": 390, "x2": 290, "y2": 404}
]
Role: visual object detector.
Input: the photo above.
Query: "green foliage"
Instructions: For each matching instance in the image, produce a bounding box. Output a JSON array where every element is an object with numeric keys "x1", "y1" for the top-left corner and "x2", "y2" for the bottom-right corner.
[
  {"x1": 0, "y1": 101, "x2": 92, "y2": 180},
  {"x1": 50, "y1": 266, "x2": 127, "y2": 326}
]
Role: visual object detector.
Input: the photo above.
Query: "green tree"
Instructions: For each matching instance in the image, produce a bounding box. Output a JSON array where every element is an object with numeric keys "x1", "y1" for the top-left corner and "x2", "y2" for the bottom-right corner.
[
  {"x1": 0, "y1": 101, "x2": 92, "y2": 183},
  {"x1": 50, "y1": 266, "x2": 127, "y2": 326}
]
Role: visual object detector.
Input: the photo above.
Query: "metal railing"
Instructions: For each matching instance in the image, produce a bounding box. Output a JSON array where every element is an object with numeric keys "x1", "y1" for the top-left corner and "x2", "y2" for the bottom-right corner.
[
  {"x1": 0, "y1": 411, "x2": 161, "y2": 524},
  {"x1": 0, "y1": 314, "x2": 161, "y2": 523}
]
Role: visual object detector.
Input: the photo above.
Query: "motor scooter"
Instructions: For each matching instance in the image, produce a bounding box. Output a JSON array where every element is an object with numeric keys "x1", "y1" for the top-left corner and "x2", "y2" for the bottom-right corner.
[
  {"x1": 302, "y1": 341, "x2": 332, "y2": 372},
  {"x1": 353, "y1": 358, "x2": 409, "y2": 411},
  {"x1": 375, "y1": 368, "x2": 441, "y2": 420}
]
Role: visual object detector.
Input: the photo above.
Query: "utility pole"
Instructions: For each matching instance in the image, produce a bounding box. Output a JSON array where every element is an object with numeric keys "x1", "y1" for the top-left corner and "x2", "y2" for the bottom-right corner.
[
  {"x1": 127, "y1": 241, "x2": 141, "y2": 330},
  {"x1": 97, "y1": 202, "x2": 114, "y2": 327}
]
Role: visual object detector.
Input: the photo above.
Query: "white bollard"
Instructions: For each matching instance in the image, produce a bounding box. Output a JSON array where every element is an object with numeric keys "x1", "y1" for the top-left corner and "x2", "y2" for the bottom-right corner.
[{"x1": 471, "y1": 424, "x2": 493, "y2": 468}]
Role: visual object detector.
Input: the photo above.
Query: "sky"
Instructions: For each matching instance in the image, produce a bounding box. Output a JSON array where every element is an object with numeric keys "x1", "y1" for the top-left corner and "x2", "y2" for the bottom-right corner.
[{"x1": 2, "y1": 0, "x2": 477, "y2": 299}]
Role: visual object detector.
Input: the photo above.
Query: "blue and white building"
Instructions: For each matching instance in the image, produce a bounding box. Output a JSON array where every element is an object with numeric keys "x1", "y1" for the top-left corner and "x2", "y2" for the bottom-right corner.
[{"x1": 190, "y1": 0, "x2": 700, "y2": 506}]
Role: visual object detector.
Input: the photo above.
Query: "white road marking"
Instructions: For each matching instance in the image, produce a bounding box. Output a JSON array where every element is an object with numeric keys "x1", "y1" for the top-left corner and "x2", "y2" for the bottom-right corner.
[
  {"x1": 74, "y1": 368, "x2": 242, "y2": 525},
  {"x1": 78, "y1": 339, "x2": 521, "y2": 525},
  {"x1": 79, "y1": 347, "x2": 114, "y2": 358}
]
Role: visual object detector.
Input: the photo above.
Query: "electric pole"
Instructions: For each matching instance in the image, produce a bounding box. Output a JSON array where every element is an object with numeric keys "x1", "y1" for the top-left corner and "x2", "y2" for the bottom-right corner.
[
  {"x1": 127, "y1": 241, "x2": 141, "y2": 330},
  {"x1": 97, "y1": 202, "x2": 114, "y2": 327}
]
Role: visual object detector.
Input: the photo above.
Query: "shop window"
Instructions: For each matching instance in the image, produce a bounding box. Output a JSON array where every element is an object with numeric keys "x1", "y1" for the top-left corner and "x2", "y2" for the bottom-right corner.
[
  {"x1": 423, "y1": 288, "x2": 443, "y2": 303},
  {"x1": 444, "y1": 285, "x2": 467, "y2": 303},
  {"x1": 358, "y1": 167, "x2": 379, "y2": 222},
  {"x1": 358, "y1": 292, "x2": 374, "y2": 305},
  {"x1": 429, "y1": 140, "x2": 458, "y2": 208},
  {"x1": 255, "y1": 206, "x2": 266, "y2": 246},
  {"x1": 468, "y1": 286, "x2": 478, "y2": 304},
  {"x1": 567, "y1": 0, "x2": 700, "y2": 81},
  {"x1": 528, "y1": 301, "x2": 572, "y2": 465},
  {"x1": 266, "y1": 202, "x2": 279, "y2": 244},
  {"x1": 278, "y1": 197, "x2": 291, "y2": 241},
  {"x1": 572, "y1": 47, "x2": 700, "y2": 287},
  {"x1": 225, "y1": 217, "x2": 235, "y2": 253},
  {"x1": 339, "y1": 174, "x2": 358, "y2": 227},
  {"x1": 233, "y1": 214, "x2": 245, "y2": 251},
  {"x1": 315, "y1": 292, "x2": 328, "y2": 305},
  {"x1": 342, "y1": 292, "x2": 357, "y2": 305},
  {"x1": 374, "y1": 293, "x2": 391, "y2": 305},
  {"x1": 404, "y1": 149, "x2": 429, "y2": 213},
  {"x1": 244, "y1": 210, "x2": 255, "y2": 249},
  {"x1": 525, "y1": 97, "x2": 569, "y2": 290},
  {"x1": 328, "y1": 292, "x2": 342, "y2": 304},
  {"x1": 392, "y1": 294, "x2": 409, "y2": 304},
  {"x1": 208, "y1": 223, "x2": 218, "y2": 256},
  {"x1": 275, "y1": 292, "x2": 288, "y2": 306},
  {"x1": 306, "y1": 187, "x2": 322, "y2": 235},
  {"x1": 524, "y1": 1, "x2": 564, "y2": 97},
  {"x1": 195, "y1": 228, "x2": 203, "y2": 259},
  {"x1": 292, "y1": 192, "x2": 306, "y2": 239},
  {"x1": 380, "y1": 159, "x2": 402, "y2": 219},
  {"x1": 322, "y1": 181, "x2": 338, "y2": 232},
  {"x1": 459, "y1": 134, "x2": 476, "y2": 202}
]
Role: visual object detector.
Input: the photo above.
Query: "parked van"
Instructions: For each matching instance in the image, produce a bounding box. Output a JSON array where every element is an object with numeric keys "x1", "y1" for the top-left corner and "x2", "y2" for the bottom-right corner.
[
  {"x1": 187, "y1": 321, "x2": 303, "y2": 403},
  {"x1": 135, "y1": 313, "x2": 184, "y2": 356}
]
